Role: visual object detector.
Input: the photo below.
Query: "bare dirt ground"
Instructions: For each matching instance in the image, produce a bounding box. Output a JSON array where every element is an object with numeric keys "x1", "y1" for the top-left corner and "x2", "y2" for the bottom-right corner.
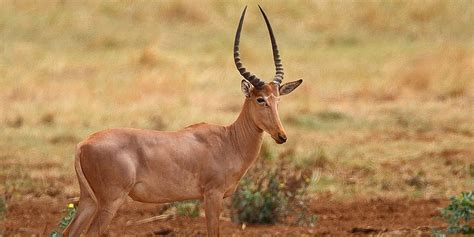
[{"x1": 3, "y1": 197, "x2": 446, "y2": 236}]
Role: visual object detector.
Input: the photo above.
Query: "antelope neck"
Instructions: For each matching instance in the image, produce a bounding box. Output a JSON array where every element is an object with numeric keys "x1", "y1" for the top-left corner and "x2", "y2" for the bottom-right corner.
[{"x1": 227, "y1": 99, "x2": 263, "y2": 164}]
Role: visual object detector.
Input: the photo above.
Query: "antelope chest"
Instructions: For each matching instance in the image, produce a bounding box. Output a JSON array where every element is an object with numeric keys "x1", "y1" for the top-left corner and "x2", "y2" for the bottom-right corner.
[{"x1": 220, "y1": 158, "x2": 254, "y2": 197}]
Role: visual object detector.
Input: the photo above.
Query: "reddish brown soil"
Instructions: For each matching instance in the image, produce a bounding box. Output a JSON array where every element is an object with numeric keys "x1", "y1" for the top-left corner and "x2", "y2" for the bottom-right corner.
[{"x1": 3, "y1": 197, "x2": 447, "y2": 236}]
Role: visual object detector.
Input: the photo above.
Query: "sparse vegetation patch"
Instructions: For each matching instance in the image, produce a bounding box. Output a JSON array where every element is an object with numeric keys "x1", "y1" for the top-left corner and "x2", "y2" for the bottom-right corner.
[
  {"x1": 433, "y1": 191, "x2": 473, "y2": 235},
  {"x1": 231, "y1": 149, "x2": 318, "y2": 227}
]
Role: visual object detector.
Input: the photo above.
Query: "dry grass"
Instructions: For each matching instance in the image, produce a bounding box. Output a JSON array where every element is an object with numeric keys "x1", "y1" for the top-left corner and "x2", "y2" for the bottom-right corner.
[
  {"x1": 393, "y1": 45, "x2": 473, "y2": 98},
  {"x1": 0, "y1": 0, "x2": 473, "y2": 206}
]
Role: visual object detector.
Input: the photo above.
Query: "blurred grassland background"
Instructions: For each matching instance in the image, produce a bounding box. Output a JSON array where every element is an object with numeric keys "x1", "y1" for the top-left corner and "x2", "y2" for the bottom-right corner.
[{"x1": 0, "y1": 0, "x2": 473, "y2": 201}]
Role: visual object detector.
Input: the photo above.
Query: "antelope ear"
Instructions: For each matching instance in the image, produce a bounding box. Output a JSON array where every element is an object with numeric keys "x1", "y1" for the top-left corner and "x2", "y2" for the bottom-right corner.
[
  {"x1": 279, "y1": 79, "x2": 303, "y2": 96},
  {"x1": 241, "y1": 80, "x2": 252, "y2": 97}
]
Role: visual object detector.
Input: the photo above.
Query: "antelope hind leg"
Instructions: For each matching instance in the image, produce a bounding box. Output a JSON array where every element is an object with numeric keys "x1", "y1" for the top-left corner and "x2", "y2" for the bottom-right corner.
[
  {"x1": 86, "y1": 194, "x2": 127, "y2": 236},
  {"x1": 62, "y1": 197, "x2": 97, "y2": 237}
]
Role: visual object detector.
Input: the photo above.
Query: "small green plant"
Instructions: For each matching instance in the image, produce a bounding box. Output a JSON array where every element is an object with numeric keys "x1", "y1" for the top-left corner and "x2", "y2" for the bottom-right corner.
[
  {"x1": 173, "y1": 200, "x2": 200, "y2": 218},
  {"x1": 231, "y1": 161, "x2": 317, "y2": 226},
  {"x1": 231, "y1": 172, "x2": 288, "y2": 224},
  {"x1": 433, "y1": 191, "x2": 473, "y2": 235},
  {"x1": 50, "y1": 203, "x2": 76, "y2": 237}
]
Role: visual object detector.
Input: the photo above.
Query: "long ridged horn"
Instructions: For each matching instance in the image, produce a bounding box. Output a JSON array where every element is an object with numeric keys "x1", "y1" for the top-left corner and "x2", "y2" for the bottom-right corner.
[
  {"x1": 258, "y1": 5, "x2": 284, "y2": 85},
  {"x1": 234, "y1": 6, "x2": 265, "y2": 88}
]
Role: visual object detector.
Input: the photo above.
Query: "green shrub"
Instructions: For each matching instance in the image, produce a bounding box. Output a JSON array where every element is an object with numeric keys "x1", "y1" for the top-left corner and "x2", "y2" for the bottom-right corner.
[
  {"x1": 433, "y1": 191, "x2": 473, "y2": 235},
  {"x1": 231, "y1": 159, "x2": 317, "y2": 226},
  {"x1": 231, "y1": 172, "x2": 288, "y2": 224}
]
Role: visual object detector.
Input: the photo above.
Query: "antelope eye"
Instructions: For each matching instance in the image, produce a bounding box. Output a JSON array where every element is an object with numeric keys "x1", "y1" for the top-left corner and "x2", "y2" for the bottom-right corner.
[{"x1": 256, "y1": 97, "x2": 266, "y2": 104}]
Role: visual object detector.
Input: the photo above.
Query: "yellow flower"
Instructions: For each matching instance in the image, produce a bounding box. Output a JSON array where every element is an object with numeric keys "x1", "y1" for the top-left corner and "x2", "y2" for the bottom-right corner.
[{"x1": 68, "y1": 203, "x2": 75, "y2": 208}]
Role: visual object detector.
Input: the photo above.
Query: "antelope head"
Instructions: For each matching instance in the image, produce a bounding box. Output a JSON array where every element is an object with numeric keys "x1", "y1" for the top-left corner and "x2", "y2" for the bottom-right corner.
[{"x1": 234, "y1": 6, "x2": 303, "y2": 144}]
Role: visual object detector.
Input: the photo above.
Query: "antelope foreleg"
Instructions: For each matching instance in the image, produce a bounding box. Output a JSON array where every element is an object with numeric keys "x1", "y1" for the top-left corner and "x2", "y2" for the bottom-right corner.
[{"x1": 203, "y1": 190, "x2": 224, "y2": 237}]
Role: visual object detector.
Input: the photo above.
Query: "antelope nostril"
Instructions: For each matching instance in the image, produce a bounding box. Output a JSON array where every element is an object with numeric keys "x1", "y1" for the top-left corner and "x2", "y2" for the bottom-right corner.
[{"x1": 278, "y1": 133, "x2": 287, "y2": 142}]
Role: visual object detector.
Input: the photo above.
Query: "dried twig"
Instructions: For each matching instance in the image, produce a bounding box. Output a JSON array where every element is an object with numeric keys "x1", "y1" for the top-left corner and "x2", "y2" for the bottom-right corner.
[{"x1": 126, "y1": 214, "x2": 173, "y2": 226}]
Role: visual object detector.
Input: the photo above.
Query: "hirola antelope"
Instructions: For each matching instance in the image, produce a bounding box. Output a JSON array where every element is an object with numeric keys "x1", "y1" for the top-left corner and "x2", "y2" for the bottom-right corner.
[{"x1": 63, "y1": 5, "x2": 303, "y2": 237}]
